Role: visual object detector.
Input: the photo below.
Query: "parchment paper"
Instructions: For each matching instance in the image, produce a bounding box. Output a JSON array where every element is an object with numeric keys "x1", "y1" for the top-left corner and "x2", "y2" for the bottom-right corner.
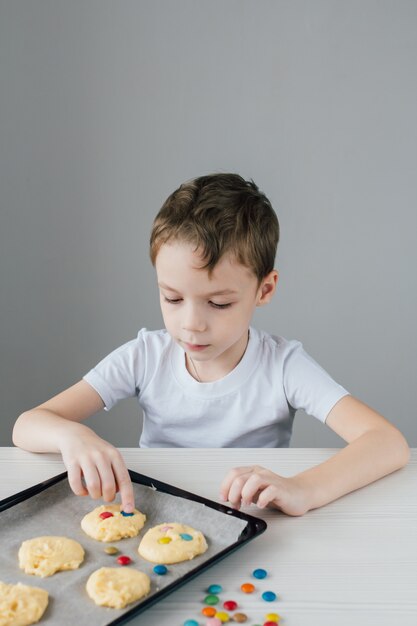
[{"x1": 0, "y1": 476, "x2": 248, "y2": 625}]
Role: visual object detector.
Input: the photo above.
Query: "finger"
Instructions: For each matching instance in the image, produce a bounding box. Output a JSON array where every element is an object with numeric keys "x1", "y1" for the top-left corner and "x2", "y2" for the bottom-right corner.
[
  {"x1": 95, "y1": 460, "x2": 117, "y2": 503},
  {"x1": 227, "y1": 471, "x2": 254, "y2": 508},
  {"x1": 256, "y1": 485, "x2": 279, "y2": 509},
  {"x1": 67, "y1": 463, "x2": 88, "y2": 497},
  {"x1": 112, "y1": 457, "x2": 135, "y2": 513},
  {"x1": 80, "y1": 463, "x2": 102, "y2": 499},
  {"x1": 240, "y1": 474, "x2": 269, "y2": 505},
  {"x1": 219, "y1": 466, "x2": 253, "y2": 501}
]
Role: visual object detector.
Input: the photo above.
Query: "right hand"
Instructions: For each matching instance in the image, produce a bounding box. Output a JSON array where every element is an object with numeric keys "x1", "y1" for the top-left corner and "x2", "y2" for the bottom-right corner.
[{"x1": 58, "y1": 423, "x2": 135, "y2": 513}]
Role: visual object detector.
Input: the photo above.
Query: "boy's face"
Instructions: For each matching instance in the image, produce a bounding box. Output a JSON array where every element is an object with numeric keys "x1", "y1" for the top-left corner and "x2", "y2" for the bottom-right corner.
[{"x1": 155, "y1": 240, "x2": 277, "y2": 374}]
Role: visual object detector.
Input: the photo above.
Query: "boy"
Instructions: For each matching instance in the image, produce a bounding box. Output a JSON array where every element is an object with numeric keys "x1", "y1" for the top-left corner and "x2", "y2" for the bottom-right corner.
[{"x1": 13, "y1": 173, "x2": 410, "y2": 516}]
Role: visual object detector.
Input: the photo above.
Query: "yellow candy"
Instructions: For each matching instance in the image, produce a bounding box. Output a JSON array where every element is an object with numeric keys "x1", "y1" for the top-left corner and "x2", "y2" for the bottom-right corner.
[
  {"x1": 215, "y1": 611, "x2": 230, "y2": 623},
  {"x1": 265, "y1": 613, "x2": 281, "y2": 623},
  {"x1": 158, "y1": 537, "x2": 172, "y2": 544}
]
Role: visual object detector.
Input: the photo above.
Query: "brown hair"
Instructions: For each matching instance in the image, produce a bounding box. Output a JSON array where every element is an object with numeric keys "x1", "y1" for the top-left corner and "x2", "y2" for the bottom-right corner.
[{"x1": 149, "y1": 173, "x2": 279, "y2": 283}]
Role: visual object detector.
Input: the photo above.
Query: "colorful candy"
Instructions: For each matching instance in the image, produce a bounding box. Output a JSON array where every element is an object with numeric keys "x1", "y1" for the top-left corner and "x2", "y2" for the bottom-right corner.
[
  {"x1": 264, "y1": 622, "x2": 279, "y2": 626},
  {"x1": 99, "y1": 512, "x2": 114, "y2": 520},
  {"x1": 153, "y1": 564, "x2": 168, "y2": 575},
  {"x1": 104, "y1": 546, "x2": 118, "y2": 555},
  {"x1": 265, "y1": 613, "x2": 281, "y2": 622},
  {"x1": 214, "y1": 611, "x2": 229, "y2": 623},
  {"x1": 232, "y1": 614, "x2": 248, "y2": 623},
  {"x1": 120, "y1": 510, "x2": 134, "y2": 517},
  {"x1": 207, "y1": 584, "x2": 223, "y2": 594},
  {"x1": 205, "y1": 619, "x2": 222, "y2": 626},
  {"x1": 253, "y1": 568, "x2": 267, "y2": 579},
  {"x1": 184, "y1": 620, "x2": 199, "y2": 626},
  {"x1": 204, "y1": 594, "x2": 220, "y2": 605},
  {"x1": 240, "y1": 583, "x2": 255, "y2": 593},
  {"x1": 180, "y1": 533, "x2": 193, "y2": 541},
  {"x1": 223, "y1": 600, "x2": 237, "y2": 611},
  {"x1": 116, "y1": 555, "x2": 132, "y2": 566},
  {"x1": 158, "y1": 536, "x2": 172, "y2": 544},
  {"x1": 202, "y1": 607, "x2": 217, "y2": 617},
  {"x1": 261, "y1": 591, "x2": 277, "y2": 602}
]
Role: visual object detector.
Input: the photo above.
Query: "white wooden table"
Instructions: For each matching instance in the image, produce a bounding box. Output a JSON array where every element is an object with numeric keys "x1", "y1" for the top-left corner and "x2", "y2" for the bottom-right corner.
[{"x1": 1, "y1": 447, "x2": 416, "y2": 626}]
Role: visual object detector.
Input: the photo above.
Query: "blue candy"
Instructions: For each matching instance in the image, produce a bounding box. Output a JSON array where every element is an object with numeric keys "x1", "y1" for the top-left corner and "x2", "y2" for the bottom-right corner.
[
  {"x1": 207, "y1": 584, "x2": 223, "y2": 594},
  {"x1": 183, "y1": 620, "x2": 199, "y2": 626},
  {"x1": 120, "y1": 510, "x2": 134, "y2": 517},
  {"x1": 153, "y1": 564, "x2": 168, "y2": 575},
  {"x1": 253, "y1": 568, "x2": 268, "y2": 579},
  {"x1": 262, "y1": 590, "x2": 277, "y2": 602},
  {"x1": 180, "y1": 533, "x2": 193, "y2": 541}
]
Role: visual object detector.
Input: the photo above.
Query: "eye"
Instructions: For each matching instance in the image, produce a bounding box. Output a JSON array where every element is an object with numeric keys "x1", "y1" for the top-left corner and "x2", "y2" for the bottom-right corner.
[
  {"x1": 164, "y1": 297, "x2": 182, "y2": 304},
  {"x1": 209, "y1": 301, "x2": 232, "y2": 309}
]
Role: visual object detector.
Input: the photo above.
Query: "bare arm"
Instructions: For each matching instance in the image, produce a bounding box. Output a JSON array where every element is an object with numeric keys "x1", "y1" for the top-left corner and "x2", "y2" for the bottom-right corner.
[
  {"x1": 13, "y1": 381, "x2": 135, "y2": 512},
  {"x1": 220, "y1": 395, "x2": 410, "y2": 515}
]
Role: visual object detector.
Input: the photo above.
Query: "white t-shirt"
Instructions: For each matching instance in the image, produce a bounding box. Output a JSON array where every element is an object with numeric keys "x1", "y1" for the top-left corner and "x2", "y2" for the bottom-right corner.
[{"x1": 83, "y1": 327, "x2": 349, "y2": 448}]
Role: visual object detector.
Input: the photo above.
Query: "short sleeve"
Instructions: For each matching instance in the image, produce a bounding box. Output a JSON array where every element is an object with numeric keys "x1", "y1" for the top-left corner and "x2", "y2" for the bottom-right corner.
[
  {"x1": 283, "y1": 341, "x2": 349, "y2": 423},
  {"x1": 83, "y1": 330, "x2": 146, "y2": 411}
]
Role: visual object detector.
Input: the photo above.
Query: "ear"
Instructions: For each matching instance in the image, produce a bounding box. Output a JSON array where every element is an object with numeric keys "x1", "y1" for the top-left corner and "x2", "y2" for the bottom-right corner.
[{"x1": 256, "y1": 270, "x2": 278, "y2": 306}]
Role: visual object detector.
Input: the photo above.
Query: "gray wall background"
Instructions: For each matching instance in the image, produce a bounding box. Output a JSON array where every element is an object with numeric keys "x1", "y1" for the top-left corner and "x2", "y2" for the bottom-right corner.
[{"x1": 1, "y1": 0, "x2": 416, "y2": 448}]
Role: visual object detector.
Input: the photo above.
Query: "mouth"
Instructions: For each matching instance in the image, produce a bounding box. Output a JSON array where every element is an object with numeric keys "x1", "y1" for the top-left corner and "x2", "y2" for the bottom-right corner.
[{"x1": 182, "y1": 342, "x2": 210, "y2": 352}]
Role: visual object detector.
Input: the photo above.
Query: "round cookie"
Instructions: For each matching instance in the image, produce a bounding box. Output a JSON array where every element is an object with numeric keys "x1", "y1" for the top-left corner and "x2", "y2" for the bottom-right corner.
[
  {"x1": 0, "y1": 580, "x2": 48, "y2": 626},
  {"x1": 18, "y1": 536, "x2": 84, "y2": 578},
  {"x1": 138, "y1": 523, "x2": 208, "y2": 564},
  {"x1": 81, "y1": 504, "x2": 146, "y2": 542},
  {"x1": 86, "y1": 567, "x2": 150, "y2": 609}
]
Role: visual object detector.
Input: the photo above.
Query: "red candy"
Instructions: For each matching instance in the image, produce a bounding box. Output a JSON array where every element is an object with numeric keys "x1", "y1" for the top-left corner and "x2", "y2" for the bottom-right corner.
[
  {"x1": 264, "y1": 622, "x2": 278, "y2": 626},
  {"x1": 116, "y1": 555, "x2": 132, "y2": 566},
  {"x1": 99, "y1": 512, "x2": 114, "y2": 519},
  {"x1": 223, "y1": 600, "x2": 238, "y2": 611}
]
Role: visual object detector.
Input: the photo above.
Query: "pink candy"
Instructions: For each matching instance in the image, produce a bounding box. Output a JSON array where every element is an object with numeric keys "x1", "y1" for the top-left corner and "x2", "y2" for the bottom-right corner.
[{"x1": 206, "y1": 619, "x2": 222, "y2": 626}]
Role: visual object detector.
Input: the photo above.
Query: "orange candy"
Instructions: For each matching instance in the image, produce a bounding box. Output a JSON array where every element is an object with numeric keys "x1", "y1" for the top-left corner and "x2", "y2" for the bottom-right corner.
[
  {"x1": 240, "y1": 583, "x2": 255, "y2": 593},
  {"x1": 202, "y1": 606, "x2": 217, "y2": 617}
]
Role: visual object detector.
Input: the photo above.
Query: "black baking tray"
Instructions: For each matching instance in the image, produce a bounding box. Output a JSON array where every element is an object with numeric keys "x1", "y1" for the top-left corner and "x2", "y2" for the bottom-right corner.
[{"x1": 0, "y1": 470, "x2": 267, "y2": 626}]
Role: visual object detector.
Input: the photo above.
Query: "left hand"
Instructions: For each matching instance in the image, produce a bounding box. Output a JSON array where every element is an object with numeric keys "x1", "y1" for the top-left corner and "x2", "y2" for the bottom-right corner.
[{"x1": 219, "y1": 465, "x2": 311, "y2": 516}]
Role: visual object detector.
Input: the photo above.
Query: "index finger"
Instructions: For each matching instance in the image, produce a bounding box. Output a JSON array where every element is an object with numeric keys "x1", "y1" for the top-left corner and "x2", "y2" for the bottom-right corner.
[{"x1": 112, "y1": 457, "x2": 135, "y2": 514}]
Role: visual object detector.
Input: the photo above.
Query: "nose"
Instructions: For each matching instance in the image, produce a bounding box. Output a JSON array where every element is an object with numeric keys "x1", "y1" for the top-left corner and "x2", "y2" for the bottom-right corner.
[{"x1": 181, "y1": 302, "x2": 207, "y2": 333}]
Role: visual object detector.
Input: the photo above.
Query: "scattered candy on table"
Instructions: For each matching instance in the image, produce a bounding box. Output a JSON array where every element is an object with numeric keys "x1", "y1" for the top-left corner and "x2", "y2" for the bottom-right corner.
[
  {"x1": 99, "y1": 511, "x2": 114, "y2": 520},
  {"x1": 223, "y1": 600, "x2": 237, "y2": 611},
  {"x1": 207, "y1": 584, "x2": 223, "y2": 594},
  {"x1": 116, "y1": 555, "x2": 132, "y2": 566},
  {"x1": 153, "y1": 564, "x2": 168, "y2": 575},
  {"x1": 195, "y1": 570, "x2": 279, "y2": 625},
  {"x1": 204, "y1": 594, "x2": 220, "y2": 605},
  {"x1": 202, "y1": 606, "x2": 217, "y2": 617},
  {"x1": 262, "y1": 591, "x2": 277, "y2": 602},
  {"x1": 104, "y1": 546, "x2": 118, "y2": 555},
  {"x1": 265, "y1": 612, "x2": 281, "y2": 622},
  {"x1": 183, "y1": 620, "x2": 199, "y2": 626}
]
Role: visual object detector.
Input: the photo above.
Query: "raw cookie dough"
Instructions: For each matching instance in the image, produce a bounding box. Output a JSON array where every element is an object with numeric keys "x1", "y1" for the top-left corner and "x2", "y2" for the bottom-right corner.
[
  {"x1": 18, "y1": 536, "x2": 84, "y2": 578},
  {"x1": 0, "y1": 580, "x2": 48, "y2": 626},
  {"x1": 86, "y1": 567, "x2": 150, "y2": 609},
  {"x1": 138, "y1": 523, "x2": 208, "y2": 564},
  {"x1": 81, "y1": 504, "x2": 146, "y2": 542}
]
